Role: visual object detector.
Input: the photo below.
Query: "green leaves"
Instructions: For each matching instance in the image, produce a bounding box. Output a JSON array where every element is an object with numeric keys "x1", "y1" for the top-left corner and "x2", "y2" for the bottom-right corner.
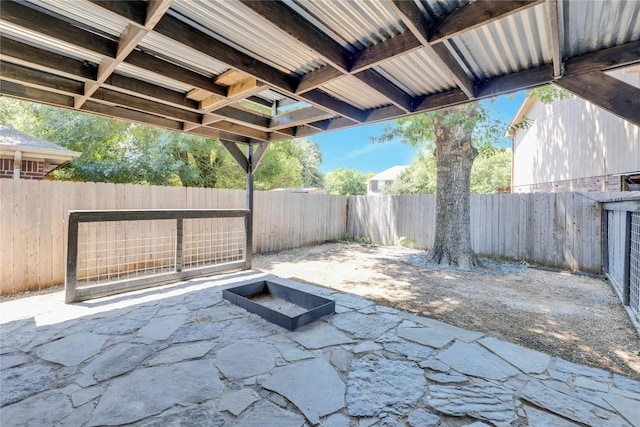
[
  {"x1": 0, "y1": 98, "x2": 324, "y2": 190},
  {"x1": 325, "y1": 168, "x2": 368, "y2": 196}
]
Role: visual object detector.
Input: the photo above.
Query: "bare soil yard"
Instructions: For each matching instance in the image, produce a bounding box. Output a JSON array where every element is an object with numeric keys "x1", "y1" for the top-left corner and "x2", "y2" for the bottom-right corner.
[{"x1": 255, "y1": 242, "x2": 640, "y2": 380}]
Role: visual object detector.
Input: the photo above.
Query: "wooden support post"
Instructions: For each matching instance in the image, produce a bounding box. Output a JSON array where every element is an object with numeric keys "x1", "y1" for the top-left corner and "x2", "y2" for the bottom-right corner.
[
  {"x1": 245, "y1": 144, "x2": 254, "y2": 269},
  {"x1": 175, "y1": 218, "x2": 183, "y2": 272},
  {"x1": 65, "y1": 214, "x2": 79, "y2": 303}
]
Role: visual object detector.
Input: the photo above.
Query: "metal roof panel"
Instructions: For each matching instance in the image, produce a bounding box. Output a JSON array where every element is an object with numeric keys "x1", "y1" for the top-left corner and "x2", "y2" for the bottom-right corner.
[{"x1": 171, "y1": 0, "x2": 325, "y2": 77}]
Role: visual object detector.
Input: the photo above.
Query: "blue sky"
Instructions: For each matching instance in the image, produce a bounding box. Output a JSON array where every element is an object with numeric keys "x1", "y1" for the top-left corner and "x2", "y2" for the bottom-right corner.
[{"x1": 312, "y1": 91, "x2": 527, "y2": 174}]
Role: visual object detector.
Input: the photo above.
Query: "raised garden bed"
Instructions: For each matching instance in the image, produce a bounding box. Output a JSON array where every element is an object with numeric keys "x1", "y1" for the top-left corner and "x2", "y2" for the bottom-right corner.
[{"x1": 223, "y1": 279, "x2": 335, "y2": 331}]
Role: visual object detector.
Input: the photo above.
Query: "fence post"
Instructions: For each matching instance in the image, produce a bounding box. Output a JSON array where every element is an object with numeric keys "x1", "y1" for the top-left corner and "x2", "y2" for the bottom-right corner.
[
  {"x1": 176, "y1": 218, "x2": 183, "y2": 272},
  {"x1": 624, "y1": 212, "x2": 632, "y2": 305},
  {"x1": 65, "y1": 213, "x2": 79, "y2": 303}
]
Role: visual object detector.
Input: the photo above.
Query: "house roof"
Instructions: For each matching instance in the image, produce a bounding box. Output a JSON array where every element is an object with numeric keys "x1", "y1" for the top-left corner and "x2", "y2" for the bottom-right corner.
[
  {"x1": 0, "y1": 126, "x2": 81, "y2": 172},
  {"x1": 0, "y1": 0, "x2": 638, "y2": 149},
  {"x1": 369, "y1": 165, "x2": 408, "y2": 182}
]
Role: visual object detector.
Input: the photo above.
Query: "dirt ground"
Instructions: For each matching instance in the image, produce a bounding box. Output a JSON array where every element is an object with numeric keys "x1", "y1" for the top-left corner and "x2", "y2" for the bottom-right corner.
[{"x1": 254, "y1": 242, "x2": 640, "y2": 380}]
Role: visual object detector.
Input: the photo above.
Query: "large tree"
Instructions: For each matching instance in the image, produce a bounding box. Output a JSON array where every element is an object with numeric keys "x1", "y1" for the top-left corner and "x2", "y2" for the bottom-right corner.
[
  {"x1": 376, "y1": 103, "x2": 505, "y2": 269},
  {"x1": 386, "y1": 146, "x2": 511, "y2": 195}
]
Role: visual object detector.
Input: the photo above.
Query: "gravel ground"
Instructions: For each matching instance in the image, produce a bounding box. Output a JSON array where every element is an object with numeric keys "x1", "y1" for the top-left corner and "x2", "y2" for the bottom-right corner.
[{"x1": 254, "y1": 242, "x2": 640, "y2": 380}]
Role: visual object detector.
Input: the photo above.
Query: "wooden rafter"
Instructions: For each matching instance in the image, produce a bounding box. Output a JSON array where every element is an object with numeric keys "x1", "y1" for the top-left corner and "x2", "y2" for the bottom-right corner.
[
  {"x1": 554, "y1": 71, "x2": 640, "y2": 127},
  {"x1": 269, "y1": 107, "x2": 334, "y2": 131},
  {"x1": 1, "y1": 0, "x2": 639, "y2": 146},
  {"x1": 429, "y1": 0, "x2": 545, "y2": 43},
  {"x1": 74, "y1": 0, "x2": 174, "y2": 109},
  {"x1": 389, "y1": 0, "x2": 476, "y2": 99},
  {"x1": 545, "y1": 0, "x2": 564, "y2": 78},
  {"x1": 238, "y1": 0, "x2": 415, "y2": 113}
]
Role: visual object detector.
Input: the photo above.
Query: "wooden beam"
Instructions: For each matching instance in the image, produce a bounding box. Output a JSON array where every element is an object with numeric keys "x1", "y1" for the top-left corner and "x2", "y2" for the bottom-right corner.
[
  {"x1": 269, "y1": 107, "x2": 333, "y2": 130},
  {"x1": 353, "y1": 69, "x2": 413, "y2": 112},
  {"x1": 1, "y1": 1, "x2": 116, "y2": 57},
  {"x1": 145, "y1": 0, "x2": 174, "y2": 27},
  {"x1": 220, "y1": 141, "x2": 249, "y2": 172},
  {"x1": 475, "y1": 65, "x2": 552, "y2": 98},
  {"x1": 83, "y1": 100, "x2": 183, "y2": 130},
  {"x1": 554, "y1": 71, "x2": 640, "y2": 128},
  {"x1": 153, "y1": 14, "x2": 367, "y2": 121},
  {"x1": 252, "y1": 142, "x2": 271, "y2": 170},
  {"x1": 349, "y1": 31, "x2": 423, "y2": 72},
  {"x1": 126, "y1": 51, "x2": 227, "y2": 97},
  {"x1": 0, "y1": 79, "x2": 75, "y2": 108},
  {"x1": 90, "y1": 87, "x2": 201, "y2": 123},
  {"x1": 75, "y1": 2, "x2": 172, "y2": 109},
  {"x1": 103, "y1": 73, "x2": 200, "y2": 109},
  {"x1": 295, "y1": 65, "x2": 344, "y2": 94},
  {"x1": 564, "y1": 39, "x2": 640, "y2": 78},
  {"x1": 301, "y1": 90, "x2": 369, "y2": 122},
  {"x1": 237, "y1": 0, "x2": 414, "y2": 115},
  {"x1": 0, "y1": 61, "x2": 84, "y2": 95},
  {"x1": 213, "y1": 106, "x2": 270, "y2": 129},
  {"x1": 206, "y1": 121, "x2": 270, "y2": 141},
  {"x1": 389, "y1": 0, "x2": 475, "y2": 98},
  {"x1": 545, "y1": 0, "x2": 563, "y2": 78},
  {"x1": 429, "y1": 0, "x2": 545, "y2": 43},
  {"x1": 0, "y1": 38, "x2": 96, "y2": 81},
  {"x1": 237, "y1": 0, "x2": 350, "y2": 71}
]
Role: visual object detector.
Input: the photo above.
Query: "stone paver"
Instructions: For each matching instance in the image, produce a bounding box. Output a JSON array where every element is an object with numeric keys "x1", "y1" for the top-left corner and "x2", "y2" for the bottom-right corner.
[
  {"x1": 1, "y1": 272, "x2": 639, "y2": 427},
  {"x1": 262, "y1": 358, "x2": 345, "y2": 424}
]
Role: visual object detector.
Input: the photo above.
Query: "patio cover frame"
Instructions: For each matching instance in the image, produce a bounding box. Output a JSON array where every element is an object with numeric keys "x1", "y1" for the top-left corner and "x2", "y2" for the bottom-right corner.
[{"x1": 1, "y1": 0, "x2": 639, "y2": 267}]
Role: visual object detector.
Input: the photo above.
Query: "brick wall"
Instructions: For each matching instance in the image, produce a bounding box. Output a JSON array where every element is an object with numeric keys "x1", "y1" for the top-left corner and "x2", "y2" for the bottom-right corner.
[
  {"x1": 0, "y1": 158, "x2": 45, "y2": 180},
  {"x1": 513, "y1": 174, "x2": 622, "y2": 193}
]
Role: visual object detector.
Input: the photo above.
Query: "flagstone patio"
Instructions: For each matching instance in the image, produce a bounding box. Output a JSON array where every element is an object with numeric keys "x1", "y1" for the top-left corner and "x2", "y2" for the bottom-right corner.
[{"x1": 1, "y1": 272, "x2": 639, "y2": 426}]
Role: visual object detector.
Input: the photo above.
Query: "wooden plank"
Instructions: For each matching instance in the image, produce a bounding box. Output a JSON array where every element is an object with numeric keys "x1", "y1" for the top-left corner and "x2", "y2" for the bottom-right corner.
[
  {"x1": 13, "y1": 179, "x2": 28, "y2": 293},
  {"x1": 0, "y1": 180, "x2": 15, "y2": 295},
  {"x1": 37, "y1": 181, "x2": 52, "y2": 288}
]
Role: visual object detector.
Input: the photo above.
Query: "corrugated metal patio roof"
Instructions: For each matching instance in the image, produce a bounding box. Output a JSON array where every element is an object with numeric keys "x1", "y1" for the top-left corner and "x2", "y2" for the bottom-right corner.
[{"x1": 0, "y1": 0, "x2": 638, "y2": 147}]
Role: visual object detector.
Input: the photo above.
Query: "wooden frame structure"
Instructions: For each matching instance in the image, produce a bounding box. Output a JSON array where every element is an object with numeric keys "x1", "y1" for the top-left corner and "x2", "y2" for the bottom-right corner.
[
  {"x1": 1, "y1": 0, "x2": 639, "y2": 267},
  {"x1": 65, "y1": 209, "x2": 249, "y2": 302}
]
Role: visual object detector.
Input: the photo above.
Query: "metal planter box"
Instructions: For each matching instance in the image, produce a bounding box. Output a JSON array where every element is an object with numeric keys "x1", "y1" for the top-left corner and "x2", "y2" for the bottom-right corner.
[{"x1": 223, "y1": 280, "x2": 335, "y2": 331}]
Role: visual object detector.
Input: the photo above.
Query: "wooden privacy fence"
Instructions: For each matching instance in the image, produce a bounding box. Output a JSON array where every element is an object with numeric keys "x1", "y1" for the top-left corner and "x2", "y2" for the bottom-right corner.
[
  {"x1": 0, "y1": 180, "x2": 346, "y2": 295},
  {"x1": 348, "y1": 193, "x2": 603, "y2": 272}
]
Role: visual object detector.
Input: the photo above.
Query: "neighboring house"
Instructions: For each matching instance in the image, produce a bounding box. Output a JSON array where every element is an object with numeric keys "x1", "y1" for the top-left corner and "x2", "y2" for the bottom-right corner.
[
  {"x1": 0, "y1": 126, "x2": 81, "y2": 180},
  {"x1": 507, "y1": 66, "x2": 640, "y2": 193},
  {"x1": 367, "y1": 165, "x2": 407, "y2": 195}
]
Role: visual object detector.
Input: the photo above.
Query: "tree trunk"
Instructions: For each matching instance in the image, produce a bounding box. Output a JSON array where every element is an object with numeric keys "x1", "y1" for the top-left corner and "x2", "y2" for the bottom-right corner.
[{"x1": 427, "y1": 105, "x2": 479, "y2": 270}]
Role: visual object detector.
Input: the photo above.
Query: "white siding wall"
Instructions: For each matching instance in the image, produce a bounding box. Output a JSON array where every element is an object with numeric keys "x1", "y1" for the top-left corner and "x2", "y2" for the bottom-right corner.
[{"x1": 513, "y1": 67, "x2": 640, "y2": 188}]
